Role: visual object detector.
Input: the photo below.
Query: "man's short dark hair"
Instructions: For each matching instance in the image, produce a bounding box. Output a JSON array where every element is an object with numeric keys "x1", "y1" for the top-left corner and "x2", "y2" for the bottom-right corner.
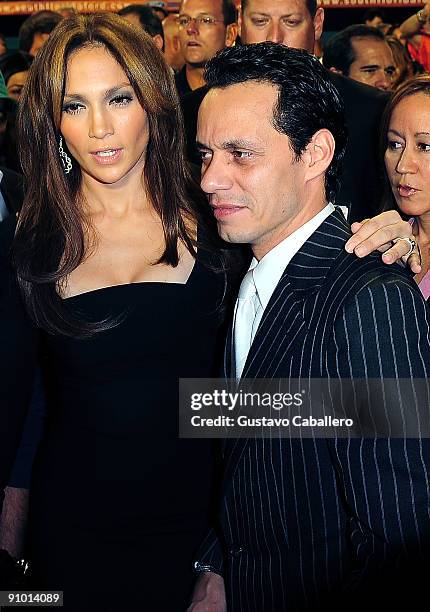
[
  {"x1": 180, "y1": 0, "x2": 236, "y2": 25},
  {"x1": 146, "y1": 1, "x2": 169, "y2": 19},
  {"x1": 204, "y1": 42, "x2": 347, "y2": 203},
  {"x1": 18, "y1": 11, "x2": 63, "y2": 53},
  {"x1": 118, "y1": 5, "x2": 165, "y2": 47},
  {"x1": 363, "y1": 8, "x2": 386, "y2": 23},
  {"x1": 322, "y1": 25, "x2": 386, "y2": 76},
  {"x1": 241, "y1": 0, "x2": 317, "y2": 18},
  {"x1": 0, "y1": 51, "x2": 33, "y2": 86},
  {"x1": 222, "y1": 0, "x2": 238, "y2": 25}
]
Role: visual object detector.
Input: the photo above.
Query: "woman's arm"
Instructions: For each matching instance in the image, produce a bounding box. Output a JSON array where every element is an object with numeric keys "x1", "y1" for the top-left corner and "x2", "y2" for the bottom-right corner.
[
  {"x1": 400, "y1": 4, "x2": 430, "y2": 38},
  {"x1": 0, "y1": 216, "x2": 38, "y2": 513}
]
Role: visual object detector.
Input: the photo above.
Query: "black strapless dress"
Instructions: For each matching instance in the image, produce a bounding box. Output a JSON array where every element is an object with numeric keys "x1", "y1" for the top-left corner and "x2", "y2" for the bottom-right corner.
[{"x1": 27, "y1": 258, "x2": 226, "y2": 611}]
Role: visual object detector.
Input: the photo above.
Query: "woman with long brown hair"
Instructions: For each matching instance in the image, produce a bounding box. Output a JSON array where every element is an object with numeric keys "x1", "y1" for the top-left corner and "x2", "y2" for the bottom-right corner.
[
  {"x1": 0, "y1": 11, "x2": 421, "y2": 610},
  {"x1": 0, "y1": 13, "x2": 232, "y2": 609}
]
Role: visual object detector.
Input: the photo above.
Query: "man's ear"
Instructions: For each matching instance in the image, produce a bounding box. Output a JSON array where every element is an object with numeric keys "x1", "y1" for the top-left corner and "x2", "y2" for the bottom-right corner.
[
  {"x1": 172, "y1": 34, "x2": 181, "y2": 52},
  {"x1": 225, "y1": 22, "x2": 238, "y2": 47},
  {"x1": 328, "y1": 66, "x2": 344, "y2": 76},
  {"x1": 304, "y1": 129, "x2": 335, "y2": 182},
  {"x1": 313, "y1": 7, "x2": 324, "y2": 42},
  {"x1": 153, "y1": 34, "x2": 164, "y2": 51},
  {"x1": 238, "y1": 7, "x2": 243, "y2": 38}
]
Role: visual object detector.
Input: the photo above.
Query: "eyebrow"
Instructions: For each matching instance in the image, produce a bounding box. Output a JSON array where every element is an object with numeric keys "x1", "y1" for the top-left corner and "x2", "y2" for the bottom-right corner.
[
  {"x1": 387, "y1": 129, "x2": 430, "y2": 137},
  {"x1": 179, "y1": 12, "x2": 218, "y2": 17},
  {"x1": 196, "y1": 139, "x2": 264, "y2": 151},
  {"x1": 359, "y1": 64, "x2": 381, "y2": 70},
  {"x1": 63, "y1": 83, "x2": 132, "y2": 101},
  {"x1": 249, "y1": 11, "x2": 303, "y2": 17}
]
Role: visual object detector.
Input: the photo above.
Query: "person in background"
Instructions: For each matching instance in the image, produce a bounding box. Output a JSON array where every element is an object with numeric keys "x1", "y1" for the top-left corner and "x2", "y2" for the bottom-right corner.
[
  {"x1": 163, "y1": 12, "x2": 186, "y2": 71},
  {"x1": 175, "y1": 0, "x2": 237, "y2": 96},
  {"x1": 18, "y1": 10, "x2": 63, "y2": 57},
  {"x1": 364, "y1": 7, "x2": 386, "y2": 28},
  {"x1": 385, "y1": 36, "x2": 414, "y2": 90},
  {"x1": 181, "y1": 0, "x2": 390, "y2": 223},
  {"x1": 0, "y1": 12, "x2": 236, "y2": 609},
  {"x1": 0, "y1": 52, "x2": 33, "y2": 102},
  {"x1": 400, "y1": 2, "x2": 430, "y2": 72},
  {"x1": 118, "y1": 4, "x2": 165, "y2": 51},
  {"x1": 0, "y1": 165, "x2": 22, "y2": 220},
  {"x1": 0, "y1": 72, "x2": 16, "y2": 169},
  {"x1": 322, "y1": 25, "x2": 395, "y2": 91},
  {"x1": 386, "y1": 22, "x2": 407, "y2": 44},
  {"x1": 383, "y1": 75, "x2": 430, "y2": 301},
  {"x1": 0, "y1": 34, "x2": 7, "y2": 57},
  {"x1": 0, "y1": 53, "x2": 33, "y2": 171},
  {"x1": 147, "y1": 0, "x2": 169, "y2": 21},
  {"x1": 58, "y1": 7, "x2": 77, "y2": 19}
]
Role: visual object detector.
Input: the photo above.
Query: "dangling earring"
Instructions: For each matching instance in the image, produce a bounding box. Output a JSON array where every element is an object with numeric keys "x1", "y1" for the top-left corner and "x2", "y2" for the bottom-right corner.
[{"x1": 58, "y1": 136, "x2": 72, "y2": 174}]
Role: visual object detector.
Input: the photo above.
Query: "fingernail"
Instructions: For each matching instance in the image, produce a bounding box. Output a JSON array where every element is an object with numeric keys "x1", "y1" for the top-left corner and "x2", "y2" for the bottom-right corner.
[
  {"x1": 383, "y1": 253, "x2": 393, "y2": 263},
  {"x1": 355, "y1": 247, "x2": 365, "y2": 257}
]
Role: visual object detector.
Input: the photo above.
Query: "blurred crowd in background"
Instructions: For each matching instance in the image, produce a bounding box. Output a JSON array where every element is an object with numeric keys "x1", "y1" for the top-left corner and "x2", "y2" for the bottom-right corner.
[{"x1": 0, "y1": 1, "x2": 429, "y2": 173}]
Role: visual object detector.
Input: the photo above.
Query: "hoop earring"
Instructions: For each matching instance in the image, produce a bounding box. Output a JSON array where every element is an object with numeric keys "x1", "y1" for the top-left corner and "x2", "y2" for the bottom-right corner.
[{"x1": 58, "y1": 136, "x2": 72, "y2": 174}]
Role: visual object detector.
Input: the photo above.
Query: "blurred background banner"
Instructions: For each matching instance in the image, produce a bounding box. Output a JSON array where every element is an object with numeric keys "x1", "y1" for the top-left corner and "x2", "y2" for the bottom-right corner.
[{"x1": 0, "y1": 0, "x2": 425, "y2": 17}]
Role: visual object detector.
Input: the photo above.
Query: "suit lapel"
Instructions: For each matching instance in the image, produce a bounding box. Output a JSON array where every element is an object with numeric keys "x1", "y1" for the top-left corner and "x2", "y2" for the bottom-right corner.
[
  {"x1": 242, "y1": 208, "x2": 350, "y2": 378},
  {"x1": 223, "y1": 323, "x2": 234, "y2": 380},
  {"x1": 222, "y1": 208, "x2": 351, "y2": 488}
]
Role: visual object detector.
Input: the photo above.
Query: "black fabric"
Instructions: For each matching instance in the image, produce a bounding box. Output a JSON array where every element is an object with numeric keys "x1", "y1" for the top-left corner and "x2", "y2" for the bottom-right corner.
[
  {"x1": 0, "y1": 217, "x2": 231, "y2": 609},
  {"x1": 198, "y1": 209, "x2": 430, "y2": 610},
  {"x1": 0, "y1": 166, "x2": 23, "y2": 215},
  {"x1": 175, "y1": 65, "x2": 192, "y2": 98},
  {"x1": 179, "y1": 74, "x2": 389, "y2": 223},
  {"x1": 328, "y1": 73, "x2": 389, "y2": 222}
]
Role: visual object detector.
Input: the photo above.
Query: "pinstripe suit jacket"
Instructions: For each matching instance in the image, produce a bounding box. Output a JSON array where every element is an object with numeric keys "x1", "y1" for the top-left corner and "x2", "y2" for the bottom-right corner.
[{"x1": 197, "y1": 208, "x2": 430, "y2": 611}]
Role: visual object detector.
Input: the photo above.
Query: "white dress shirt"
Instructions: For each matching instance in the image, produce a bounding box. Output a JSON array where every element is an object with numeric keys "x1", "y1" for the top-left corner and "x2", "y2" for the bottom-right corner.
[{"x1": 233, "y1": 203, "x2": 347, "y2": 378}]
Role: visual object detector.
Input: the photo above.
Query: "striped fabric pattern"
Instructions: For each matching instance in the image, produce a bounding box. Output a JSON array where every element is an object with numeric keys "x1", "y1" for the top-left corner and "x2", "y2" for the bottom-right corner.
[{"x1": 197, "y1": 208, "x2": 430, "y2": 611}]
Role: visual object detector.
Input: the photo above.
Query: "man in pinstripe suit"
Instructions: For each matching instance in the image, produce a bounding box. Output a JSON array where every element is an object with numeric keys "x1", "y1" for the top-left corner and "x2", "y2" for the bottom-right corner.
[{"x1": 188, "y1": 43, "x2": 430, "y2": 611}]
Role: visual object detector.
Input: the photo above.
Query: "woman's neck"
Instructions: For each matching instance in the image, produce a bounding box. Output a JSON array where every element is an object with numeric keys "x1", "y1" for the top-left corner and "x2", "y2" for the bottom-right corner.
[
  {"x1": 413, "y1": 214, "x2": 430, "y2": 285},
  {"x1": 80, "y1": 171, "x2": 151, "y2": 220},
  {"x1": 415, "y1": 214, "x2": 430, "y2": 246}
]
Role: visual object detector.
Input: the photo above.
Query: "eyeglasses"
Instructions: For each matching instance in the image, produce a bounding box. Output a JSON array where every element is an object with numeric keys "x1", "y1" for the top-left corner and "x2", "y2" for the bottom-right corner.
[{"x1": 177, "y1": 15, "x2": 224, "y2": 28}]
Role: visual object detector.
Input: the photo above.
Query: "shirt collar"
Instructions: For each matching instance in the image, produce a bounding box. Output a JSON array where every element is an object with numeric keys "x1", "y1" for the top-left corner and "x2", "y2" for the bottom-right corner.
[{"x1": 250, "y1": 203, "x2": 344, "y2": 310}]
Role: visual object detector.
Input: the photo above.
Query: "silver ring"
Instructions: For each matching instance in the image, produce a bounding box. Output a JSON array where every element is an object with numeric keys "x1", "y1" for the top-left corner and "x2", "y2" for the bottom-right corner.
[{"x1": 392, "y1": 236, "x2": 417, "y2": 258}]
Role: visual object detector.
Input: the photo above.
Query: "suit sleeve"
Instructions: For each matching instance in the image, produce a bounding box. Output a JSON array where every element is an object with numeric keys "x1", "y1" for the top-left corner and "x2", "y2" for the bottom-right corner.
[
  {"x1": 193, "y1": 527, "x2": 225, "y2": 576},
  {"x1": 330, "y1": 278, "x2": 430, "y2": 591},
  {"x1": 0, "y1": 217, "x2": 37, "y2": 511}
]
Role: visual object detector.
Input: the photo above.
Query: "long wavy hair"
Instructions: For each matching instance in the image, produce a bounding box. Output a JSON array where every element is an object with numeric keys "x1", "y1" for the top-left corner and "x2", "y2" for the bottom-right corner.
[
  {"x1": 380, "y1": 75, "x2": 430, "y2": 217},
  {"x1": 13, "y1": 12, "x2": 213, "y2": 336}
]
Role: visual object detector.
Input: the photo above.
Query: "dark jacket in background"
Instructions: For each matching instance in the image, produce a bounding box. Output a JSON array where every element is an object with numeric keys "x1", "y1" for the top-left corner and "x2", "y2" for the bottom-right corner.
[
  {"x1": 0, "y1": 166, "x2": 23, "y2": 216},
  {"x1": 175, "y1": 65, "x2": 193, "y2": 98}
]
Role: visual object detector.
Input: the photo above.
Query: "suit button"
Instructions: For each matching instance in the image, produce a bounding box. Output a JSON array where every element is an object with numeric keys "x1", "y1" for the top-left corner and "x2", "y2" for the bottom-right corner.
[{"x1": 229, "y1": 545, "x2": 245, "y2": 557}]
